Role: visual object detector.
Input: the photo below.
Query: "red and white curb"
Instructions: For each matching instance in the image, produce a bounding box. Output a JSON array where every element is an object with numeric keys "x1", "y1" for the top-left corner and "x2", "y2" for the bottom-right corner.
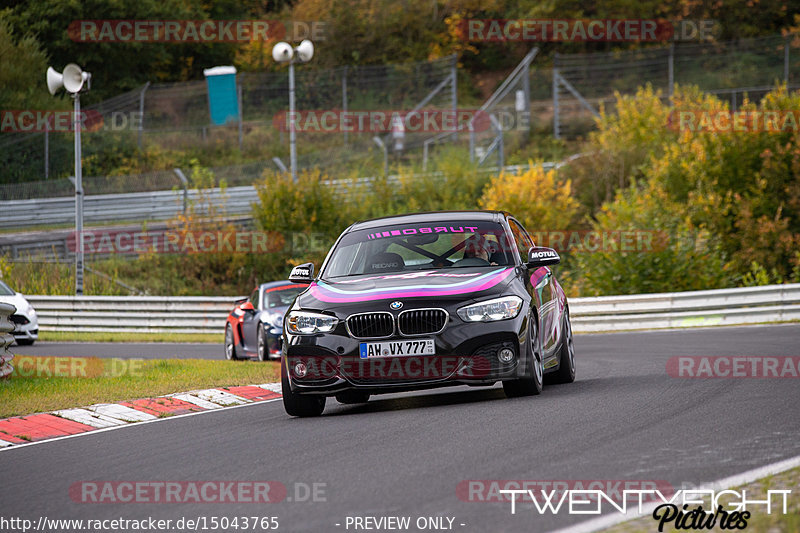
[{"x1": 0, "y1": 382, "x2": 281, "y2": 449}]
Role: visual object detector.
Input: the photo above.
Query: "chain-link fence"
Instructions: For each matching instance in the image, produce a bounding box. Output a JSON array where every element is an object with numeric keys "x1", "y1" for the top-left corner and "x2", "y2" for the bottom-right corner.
[
  {"x1": 538, "y1": 33, "x2": 799, "y2": 138},
  {"x1": 1, "y1": 55, "x2": 457, "y2": 184},
  {"x1": 2, "y1": 33, "x2": 797, "y2": 189}
]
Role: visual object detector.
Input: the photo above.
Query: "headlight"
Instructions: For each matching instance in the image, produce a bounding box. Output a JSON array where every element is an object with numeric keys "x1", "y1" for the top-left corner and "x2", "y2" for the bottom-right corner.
[
  {"x1": 272, "y1": 314, "x2": 284, "y2": 328},
  {"x1": 457, "y1": 296, "x2": 523, "y2": 322},
  {"x1": 286, "y1": 311, "x2": 338, "y2": 334}
]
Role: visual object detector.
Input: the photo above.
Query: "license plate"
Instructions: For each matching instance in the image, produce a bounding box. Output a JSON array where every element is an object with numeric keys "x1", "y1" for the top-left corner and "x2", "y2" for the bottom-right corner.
[{"x1": 359, "y1": 339, "x2": 435, "y2": 359}]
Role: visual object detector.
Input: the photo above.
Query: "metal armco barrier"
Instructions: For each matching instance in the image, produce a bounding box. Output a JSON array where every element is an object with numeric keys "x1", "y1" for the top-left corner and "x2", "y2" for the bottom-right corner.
[
  {"x1": 25, "y1": 284, "x2": 800, "y2": 335},
  {"x1": 0, "y1": 164, "x2": 548, "y2": 230},
  {"x1": 26, "y1": 295, "x2": 237, "y2": 334},
  {"x1": 0, "y1": 302, "x2": 16, "y2": 378},
  {"x1": 569, "y1": 283, "x2": 800, "y2": 332}
]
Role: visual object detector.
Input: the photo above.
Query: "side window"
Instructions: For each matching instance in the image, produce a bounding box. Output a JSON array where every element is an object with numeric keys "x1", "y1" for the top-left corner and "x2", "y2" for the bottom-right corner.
[
  {"x1": 249, "y1": 288, "x2": 260, "y2": 309},
  {"x1": 508, "y1": 219, "x2": 534, "y2": 263}
]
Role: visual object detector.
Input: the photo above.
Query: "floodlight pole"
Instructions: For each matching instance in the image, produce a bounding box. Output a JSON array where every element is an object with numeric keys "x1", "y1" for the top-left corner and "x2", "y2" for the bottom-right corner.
[
  {"x1": 73, "y1": 93, "x2": 84, "y2": 295},
  {"x1": 289, "y1": 60, "x2": 297, "y2": 182}
]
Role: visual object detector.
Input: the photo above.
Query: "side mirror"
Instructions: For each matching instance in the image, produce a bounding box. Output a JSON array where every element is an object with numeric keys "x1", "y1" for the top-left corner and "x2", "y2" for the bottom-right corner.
[
  {"x1": 289, "y1": 262, "x2": 315, "y2": 283},
  {"x1": 240, "y1": 301, "x2": 256, "y2": 313},
  {"x1": 526, "y1": 246, "x2": 560, "y2": 268}
]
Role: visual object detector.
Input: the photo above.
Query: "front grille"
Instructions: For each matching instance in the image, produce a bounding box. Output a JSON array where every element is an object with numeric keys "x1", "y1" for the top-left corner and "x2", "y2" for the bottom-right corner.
[
  {"x1": 398, "y1": 309, "x2": 447, "y2": 336},
  {"x1": 346, "y1": 312, "x2": 394, "y2": 338},
  {"x1": 9, "y1": 314, "x2": 29, "y2": 326}
]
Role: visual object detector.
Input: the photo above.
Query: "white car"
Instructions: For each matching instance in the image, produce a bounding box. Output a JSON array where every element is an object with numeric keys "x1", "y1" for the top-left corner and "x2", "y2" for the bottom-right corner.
[{"x1": 0, "y1": 280, "x2": 38, "y2": 345}]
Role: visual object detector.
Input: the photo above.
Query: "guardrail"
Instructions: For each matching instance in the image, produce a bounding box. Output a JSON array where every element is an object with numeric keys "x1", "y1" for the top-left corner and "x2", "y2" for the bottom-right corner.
[
  {"x1": 24, "y1": 284, "x2": 800, "y2": 335},
  {"x1": 0, "y1": 164, "x2": 547, "y2": 230},
  {"x1": 569, "y1": 283, "x2": 800, "y2": 332},
  {"x1": 26, "y1": 295, "x2": 237, "y2": 334},
  {"x1": 0, "y1": 302, "x2": 16, "y2": 377},
  {"x1": 0, "y1": 186, "x2": 259, "y2": 229}
]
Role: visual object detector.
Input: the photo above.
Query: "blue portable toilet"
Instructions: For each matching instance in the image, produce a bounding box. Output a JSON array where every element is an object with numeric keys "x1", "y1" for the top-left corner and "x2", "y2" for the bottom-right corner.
[{"x1": 203, "y1": 66, "x2": 239, "y2": 126}]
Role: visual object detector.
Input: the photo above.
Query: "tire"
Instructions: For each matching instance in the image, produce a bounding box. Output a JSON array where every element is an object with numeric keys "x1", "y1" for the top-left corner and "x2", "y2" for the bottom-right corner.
[
  {"x1": 281, "y1": 362, "x2": 326, "y2": 417},
  {"x1": 256, "y1": 324, "x2": 268, "y2": 362},
  {"x1": 503, "y1": 315, "x2": 543, "y2": 398},
  {"x1": 15, "y1": 338, "x2": 34, "y2": 346},
  {"x1": 335, "y1": 390, "x2": 370, "y2": 404},
  {"x1": 549, "y1": 307, "x2": 576, "y2": 384},
  {"x1": 224, "y1": 324, "x2": 240, "y2": 361}
]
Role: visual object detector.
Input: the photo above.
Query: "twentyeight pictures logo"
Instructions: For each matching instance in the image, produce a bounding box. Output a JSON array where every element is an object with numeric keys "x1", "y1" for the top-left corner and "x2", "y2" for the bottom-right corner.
[{"x1": 494, "y1": 487, "x2": 791, "y2": 531}]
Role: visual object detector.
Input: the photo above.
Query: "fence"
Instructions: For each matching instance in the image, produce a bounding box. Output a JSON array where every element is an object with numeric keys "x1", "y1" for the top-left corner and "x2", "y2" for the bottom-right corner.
[
  {"x1": 23, "y1": 284, "x2": 800, "y2": 335},
  {"x1": 2, "y1": 33, "x2": 797, "y2": 192},
  {"x1": 543, "y1": 33, "x2": 799, "y2": 138},
  {"x1": 0, "y1": 303, "x2": 15, "y2": 378},
  {"x1": 1, "y1": 56, "x2": 458, "y2": 184}
]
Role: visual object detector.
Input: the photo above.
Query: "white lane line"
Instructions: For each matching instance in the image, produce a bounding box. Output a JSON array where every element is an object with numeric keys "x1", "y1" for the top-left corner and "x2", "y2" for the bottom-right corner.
[
  {"x1": 550, "y1": 453, "x2": 800, "y2": 533},
  {"x1": 53, "y1": 408, "x2": 128, "y2": 428},
  {"x1": 85, "y1": 404, "x2": 158, "y2": 422},
  {"x1": 0, "y1": 398, "x2": 282, "y2": 453}
]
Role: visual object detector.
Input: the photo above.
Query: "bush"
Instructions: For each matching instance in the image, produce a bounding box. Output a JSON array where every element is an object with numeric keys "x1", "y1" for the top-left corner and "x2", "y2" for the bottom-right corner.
[
  {"x1": 573, "y1": 180, "x2": 735, "y2": 296},
  {"x1": 479, "y1": 161, "x2": 579, "y2": 231}
]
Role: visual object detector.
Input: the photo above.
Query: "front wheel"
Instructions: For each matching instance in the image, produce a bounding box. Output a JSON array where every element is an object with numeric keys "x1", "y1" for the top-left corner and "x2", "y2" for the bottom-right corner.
[
  {"x1": 503, "y1": 315, "x2": 543, "y2": 397},
  {"x1": 281, "y1": 362, "x2": 326, "y2": 417}
]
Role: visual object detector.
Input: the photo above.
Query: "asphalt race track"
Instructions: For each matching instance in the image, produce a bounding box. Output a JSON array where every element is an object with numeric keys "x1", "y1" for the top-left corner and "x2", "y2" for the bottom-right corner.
[{"x1": 3, "y1": 324, "x2": 800, "y2": 532}]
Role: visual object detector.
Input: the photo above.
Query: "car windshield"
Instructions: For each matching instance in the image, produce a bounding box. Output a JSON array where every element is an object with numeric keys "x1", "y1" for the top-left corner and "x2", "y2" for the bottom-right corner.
[
  {"x1": 264, "y1": 284, "x2": 306, "y2": 308},
  {"x1": 0, "y1": 280, "x2": 15, "y2": 296},
  {"x1": 322, "y1": 220, "x2": 516, "y2": 279}
]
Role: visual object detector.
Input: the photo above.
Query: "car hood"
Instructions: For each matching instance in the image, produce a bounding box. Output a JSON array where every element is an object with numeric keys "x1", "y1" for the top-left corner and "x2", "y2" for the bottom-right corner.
[
  {"x1": 0, "y1": 293, "x2": 33, "y2": 315},
  {"x1": 303, "y1": 267, "x2": 516, "y2": 305}
]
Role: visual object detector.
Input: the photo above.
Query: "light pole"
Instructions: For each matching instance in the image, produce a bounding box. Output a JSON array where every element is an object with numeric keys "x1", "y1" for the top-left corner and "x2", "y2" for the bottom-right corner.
[
  {"x1": 272, "y1": 40, "x2": 314, "y2": 182},
  {"x1": 47, "y1": 63, "x2": 91, "y2": 295}
]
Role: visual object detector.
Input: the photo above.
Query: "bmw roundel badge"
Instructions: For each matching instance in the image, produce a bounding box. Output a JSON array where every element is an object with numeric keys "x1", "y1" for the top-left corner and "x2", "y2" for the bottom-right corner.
[{"x1": 390, "y1": 301, "x2": 403, "y2": 310}]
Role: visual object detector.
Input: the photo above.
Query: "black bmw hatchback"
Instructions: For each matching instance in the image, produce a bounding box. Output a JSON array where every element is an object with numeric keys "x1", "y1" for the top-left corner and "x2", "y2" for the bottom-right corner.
[{"x1": 281, "y1": 210, "x2": 575, "y2": 417}]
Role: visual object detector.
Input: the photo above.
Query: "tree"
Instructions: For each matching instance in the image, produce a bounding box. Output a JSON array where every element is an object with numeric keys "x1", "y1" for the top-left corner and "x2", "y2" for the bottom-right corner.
[{"x1": 0, "y1": 12, "x2": 54, "y2": 110}]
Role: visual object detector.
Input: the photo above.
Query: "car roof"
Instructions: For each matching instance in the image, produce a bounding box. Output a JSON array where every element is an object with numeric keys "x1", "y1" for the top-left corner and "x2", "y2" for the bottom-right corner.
[{"x1": 348, "y1": 210, "x2": 509, "y2": 231}]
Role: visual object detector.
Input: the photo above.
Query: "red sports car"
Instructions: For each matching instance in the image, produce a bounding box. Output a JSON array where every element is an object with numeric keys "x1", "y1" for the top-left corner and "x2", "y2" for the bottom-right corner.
[{"x1": 225, "y1": 281, "x2": 309, "y2": 361}]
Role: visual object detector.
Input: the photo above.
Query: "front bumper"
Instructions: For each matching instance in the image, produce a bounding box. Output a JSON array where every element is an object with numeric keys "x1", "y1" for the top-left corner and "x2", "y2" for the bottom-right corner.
[
  {"x1": 10, "y1": 313, "x2": 38, "y2": 343},
  {"x1": 284, "y1": 315, "x2": 528, "y2": 395}
]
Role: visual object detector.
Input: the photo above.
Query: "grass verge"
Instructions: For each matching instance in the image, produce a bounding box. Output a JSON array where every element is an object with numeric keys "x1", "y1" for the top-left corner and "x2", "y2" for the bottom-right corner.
[
  {"x1": 37, "y1": 330, "x2": 223, "y2": 344},
  {"x1": 0, "y1": 357, "x2": 280, "y2": 419},
  {"x1": 602, "y1": 466, "x2": 800, "y2": 533}
]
